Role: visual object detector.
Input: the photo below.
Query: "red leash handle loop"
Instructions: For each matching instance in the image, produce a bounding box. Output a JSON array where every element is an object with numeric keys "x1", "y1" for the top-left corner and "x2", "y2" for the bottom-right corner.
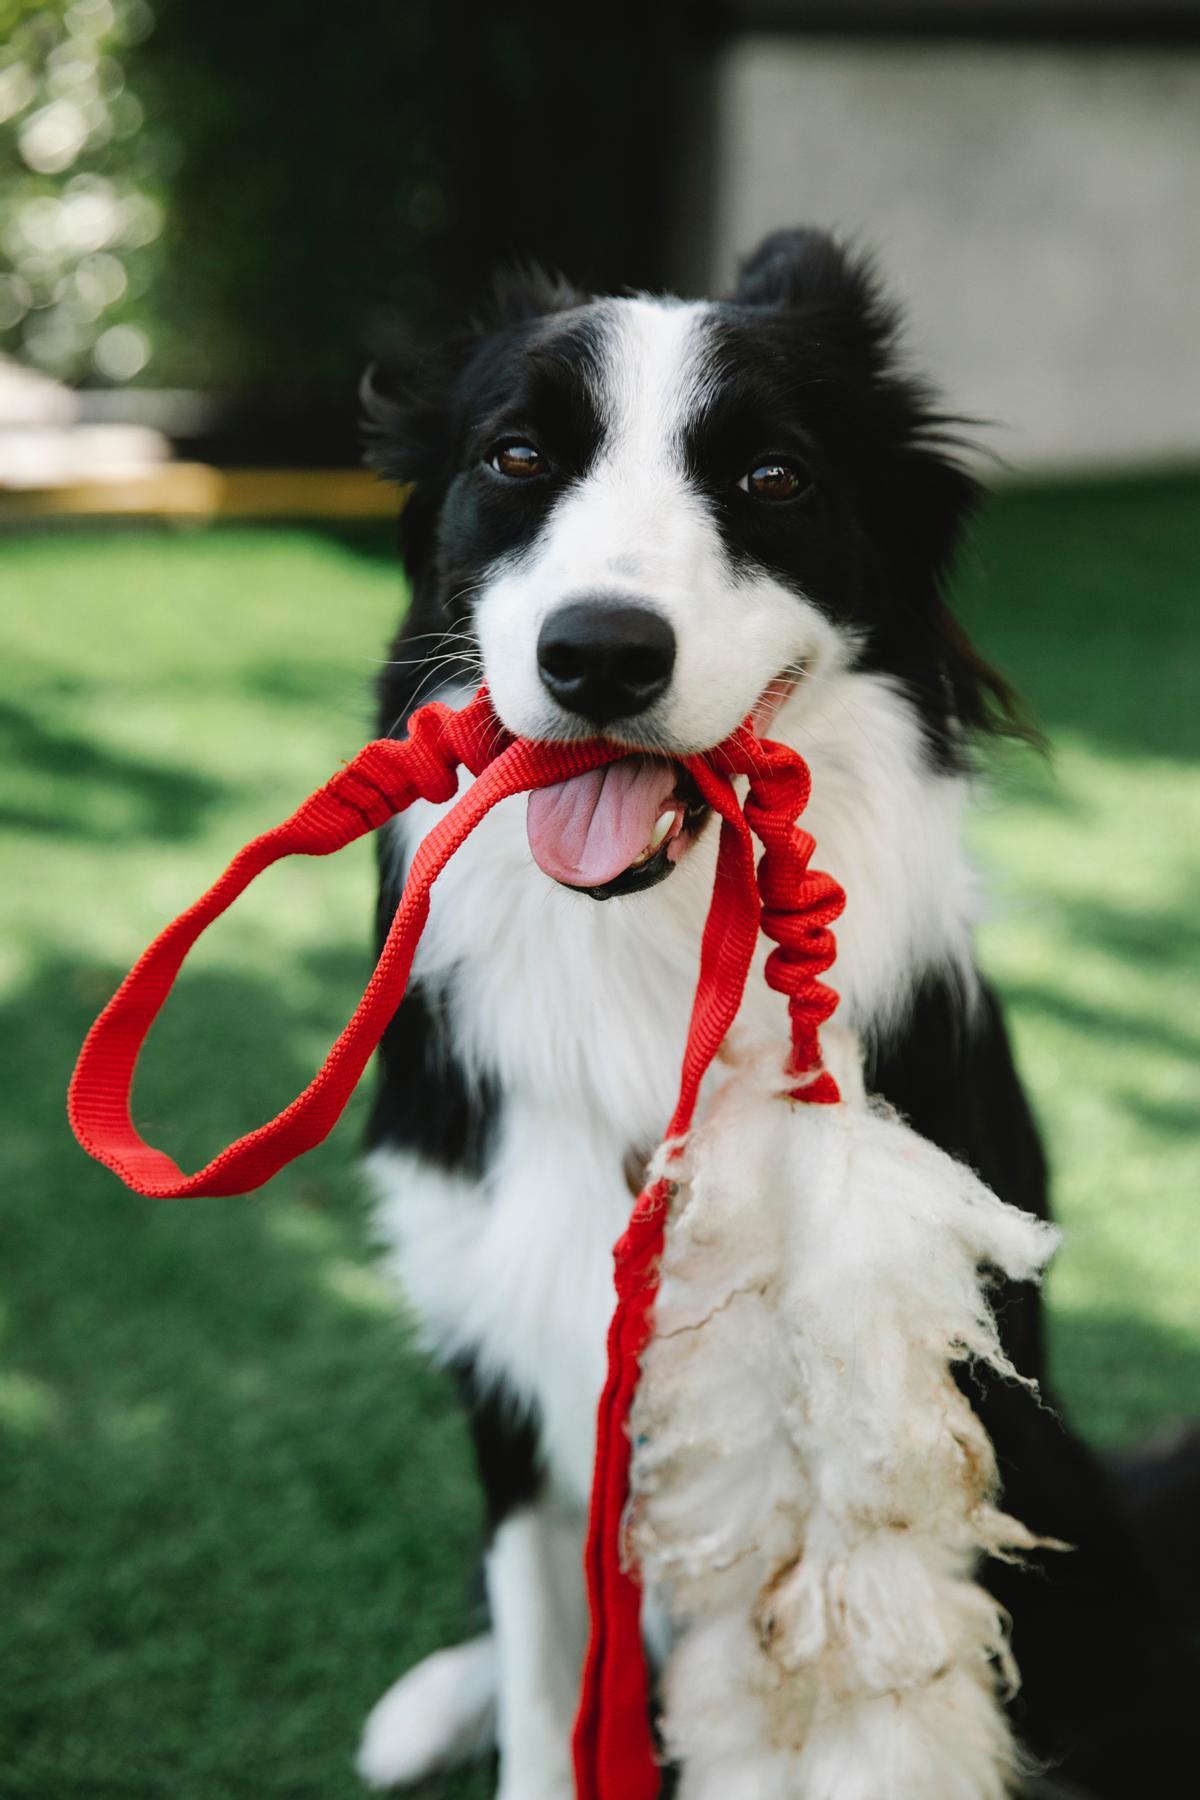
[
  {"x1": 67, "y1": 692, "x2": 499, "y2": 1197},
  {"x1": 66, "y1": 692, "x2": 640, "y2": 1199}
]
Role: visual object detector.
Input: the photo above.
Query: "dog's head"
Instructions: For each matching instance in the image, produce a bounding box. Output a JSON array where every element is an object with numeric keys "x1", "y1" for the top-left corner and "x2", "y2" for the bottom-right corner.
[{"x1": 368, "y1": 229, "x2": 1020, "y2": 898}]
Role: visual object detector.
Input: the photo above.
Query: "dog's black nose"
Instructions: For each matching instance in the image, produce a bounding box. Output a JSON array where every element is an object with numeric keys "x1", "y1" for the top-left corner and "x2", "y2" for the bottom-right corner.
[{"x1": 537, "y1": 600, "x2": 676, "y2": 725}]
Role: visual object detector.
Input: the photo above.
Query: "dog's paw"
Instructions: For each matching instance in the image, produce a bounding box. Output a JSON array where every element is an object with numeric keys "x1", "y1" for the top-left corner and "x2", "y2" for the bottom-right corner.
[{"x1": 356, "y1": 1634, "x2": 497, "y2": 1790}]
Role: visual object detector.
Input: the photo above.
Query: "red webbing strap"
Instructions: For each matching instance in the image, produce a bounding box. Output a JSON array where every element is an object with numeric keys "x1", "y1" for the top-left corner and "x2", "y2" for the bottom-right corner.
[
  {"x1": 744, "y1": 735, "x2": 845, "y2": 1104},
  {"x1": 572, "y1": 729, "x2": 846, "y2": 1800},
  {"x1": 574, "y1": 779, "x2": 763, "y2": 1800},
  {"x1": 67, "y1": 690, "x2": 635, "y2": 1198},
  {"x1": 68, "y1": 688, "x2": 848, "y2": 1800}
]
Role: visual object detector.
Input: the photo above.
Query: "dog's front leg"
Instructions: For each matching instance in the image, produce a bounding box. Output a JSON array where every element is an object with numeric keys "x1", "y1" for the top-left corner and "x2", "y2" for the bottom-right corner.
[
  {"x1": 355, "y1": 1485, "x2": 588, "y2": 1798},
  {"x1": 488, "y1": 1485, "x2": 589, "y2": 1800}
]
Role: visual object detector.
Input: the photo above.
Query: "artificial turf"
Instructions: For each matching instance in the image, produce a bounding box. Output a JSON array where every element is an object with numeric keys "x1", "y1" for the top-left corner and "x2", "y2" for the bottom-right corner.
[{"x1": 1, "y1": 478, "x2": 1197, "y2": 1796}]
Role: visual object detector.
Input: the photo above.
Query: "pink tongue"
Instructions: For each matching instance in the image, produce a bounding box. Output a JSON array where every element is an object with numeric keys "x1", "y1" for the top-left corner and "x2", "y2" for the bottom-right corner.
[{"x1": 527, "y1": 757, "x2": 679, "y2": 887}]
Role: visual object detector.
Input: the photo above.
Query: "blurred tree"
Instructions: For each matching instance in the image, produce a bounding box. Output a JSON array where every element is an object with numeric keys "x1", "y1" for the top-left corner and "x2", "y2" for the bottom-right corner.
[
  {"x1": 134, "y1": 2, "x2": 441, "y2": 402},
  {"x1": 423, "y1": 5, "x2": 713, "y2": 324},
  {"x1": 136, "y1": 1, "x2": 714, "y2": 460},
  {"x1": 0, "y1": 0, "x2": 166, "y2": 386}
]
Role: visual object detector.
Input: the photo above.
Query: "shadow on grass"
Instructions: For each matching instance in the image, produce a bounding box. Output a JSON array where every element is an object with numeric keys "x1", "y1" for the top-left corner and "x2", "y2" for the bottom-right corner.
[
  {"x1": 958, "y1": 473, "x2": 1200, "y2": 767},
  {"x1": 311, "y1": 523, "x2": 402, "y2": 568},
  {"x1": 0, "y1": 949, "x2": 489, "y2": 1800},
  {"x1": 996, "y1": 888, "x2": 1200, "y2": 1120},
  {"x1": 1000, "y1": 974, "x2": 1198, "y2": 1103},
  {"x1": 239, "y1": 660, "x2": 368, "y2": 708},
  {"x1": 1049, "y1": 1307, "x2": 1200, "y2": 1452},
  {"x1": 1060, "y1": 894, "x2": 1200, "y2": 975},
  {"x1": 0, "y1": 697, "x2": 224, "y2": 845}
]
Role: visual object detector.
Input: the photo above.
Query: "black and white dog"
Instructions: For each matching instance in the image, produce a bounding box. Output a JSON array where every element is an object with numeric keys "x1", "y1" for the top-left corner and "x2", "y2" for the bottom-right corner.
[{"x1": 355, "y1": 231, "x2": 1193, "y2": 1798}]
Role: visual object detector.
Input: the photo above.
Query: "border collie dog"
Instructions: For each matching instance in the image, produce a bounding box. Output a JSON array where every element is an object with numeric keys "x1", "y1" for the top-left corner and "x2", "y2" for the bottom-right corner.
[{"x1": 356, "y1": 231, "x2": 1191, "y2": 1798}]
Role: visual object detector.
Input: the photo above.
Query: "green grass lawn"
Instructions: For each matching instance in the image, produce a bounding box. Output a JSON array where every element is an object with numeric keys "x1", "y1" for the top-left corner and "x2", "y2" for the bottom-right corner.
[{"x1": 2, "y1": 483, "x2": 1197, "y2": 1797}]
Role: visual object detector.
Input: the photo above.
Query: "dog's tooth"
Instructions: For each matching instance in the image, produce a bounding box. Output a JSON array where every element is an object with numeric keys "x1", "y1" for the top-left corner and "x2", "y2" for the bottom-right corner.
[
  {"x1": 650, "y1": 810, "x2": 675, "y2": 850},
  {"x1": 627, "y1": 811, "x2": 679, "y2": 873}
]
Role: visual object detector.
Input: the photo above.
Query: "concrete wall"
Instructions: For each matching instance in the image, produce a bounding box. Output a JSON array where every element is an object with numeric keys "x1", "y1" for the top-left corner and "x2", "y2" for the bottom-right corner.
[{"x1": 687, "y1": 39, "x2": 1200, "y2": 474}]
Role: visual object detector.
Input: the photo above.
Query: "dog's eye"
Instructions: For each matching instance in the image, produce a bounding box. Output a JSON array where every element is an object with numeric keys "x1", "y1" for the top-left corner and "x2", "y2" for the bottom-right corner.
[
  {"x1": 737, "y1": 460, "x2": 813, "y2": 504},
  {"x1": 489, "y1": 442, "x2": 546, "y2": 479}
]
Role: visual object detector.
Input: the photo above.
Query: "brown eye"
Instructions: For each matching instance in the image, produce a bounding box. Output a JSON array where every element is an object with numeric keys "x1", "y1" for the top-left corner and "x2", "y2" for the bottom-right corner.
[
  {"x1": 490, "y1": 442, "x2": 546, "y2": 479},
  {"x1": 738, "y1": 459, "x2": 812, "y2": 503}
]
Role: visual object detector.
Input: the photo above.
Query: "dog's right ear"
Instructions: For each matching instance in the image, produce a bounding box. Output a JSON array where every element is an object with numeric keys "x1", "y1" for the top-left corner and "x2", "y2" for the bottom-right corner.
[
  {"x1": 363, "y1": 263, "x2": 586, "y2": 579},
  {"x1": 360, "y1": 360, "x2": 446, "y2": 488},
  {"x1": 361, "y1": 348, "x2": 459, "y2": 584},
  {"x1": 362, "y1": 262, "x2": 584, "y2": 487},
  {"x1": 487, "y1": 260, "x2": 584, "y2": 327}
]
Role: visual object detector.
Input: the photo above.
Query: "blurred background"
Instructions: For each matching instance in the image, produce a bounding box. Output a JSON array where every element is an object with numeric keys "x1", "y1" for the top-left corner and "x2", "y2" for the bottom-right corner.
[{"x1": 2, "y1": 4, "x2": 1197, "y2": 1796}]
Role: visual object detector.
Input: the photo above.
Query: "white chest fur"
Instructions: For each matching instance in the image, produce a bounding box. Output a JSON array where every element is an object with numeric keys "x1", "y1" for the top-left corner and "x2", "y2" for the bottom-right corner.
[{"x1": 368, "y1": 670, "x2": 977, "y2": 1504}]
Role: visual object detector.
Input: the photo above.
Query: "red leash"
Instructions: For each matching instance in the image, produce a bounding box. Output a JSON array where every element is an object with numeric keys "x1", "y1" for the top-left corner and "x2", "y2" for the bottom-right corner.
[{"x1": 67, "y1": 686, "x2": 844, "y2": 1797}]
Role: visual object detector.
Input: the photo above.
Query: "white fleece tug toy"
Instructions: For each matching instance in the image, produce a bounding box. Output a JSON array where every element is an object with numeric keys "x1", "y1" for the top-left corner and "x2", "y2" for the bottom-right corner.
[{"x1": 630, "y1": 1035, "x2": 1061, "y2": 1800}]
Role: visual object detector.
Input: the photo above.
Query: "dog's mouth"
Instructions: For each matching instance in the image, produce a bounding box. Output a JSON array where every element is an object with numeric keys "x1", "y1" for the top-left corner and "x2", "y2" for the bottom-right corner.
[
  {"x1": 526, "y1": 758, "x2": 710, "y2": 900},
  {"x1": 525, "y1": 672, "x2": 800, "y2": 901}
]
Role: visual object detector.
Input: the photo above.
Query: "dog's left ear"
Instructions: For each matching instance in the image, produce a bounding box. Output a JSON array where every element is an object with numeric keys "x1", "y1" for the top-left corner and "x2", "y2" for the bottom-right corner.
[
  {"x1": 732, "y1": 227, "x2": 863, "y2": 308},
  {"x1": 733, "y1": 229, "x2": 979, "y2": 567},
  {"x1": 730, "y1": 228, "x2": 894, "y2": 368},
  {"x1": 734, "y1": 229, "x2": 1030, "y2": 746}
]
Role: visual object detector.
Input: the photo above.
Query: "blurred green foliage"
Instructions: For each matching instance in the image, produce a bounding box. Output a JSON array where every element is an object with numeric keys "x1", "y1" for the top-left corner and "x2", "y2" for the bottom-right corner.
[
  {"x1": 130, "y1": 2, "x2": 442, "y2": 394},
  {"x1": 1, "y1": 1, "x2": 442, "y2": 394},
  {"x1": 0, "y1": 0, "x2": 164, "y2": 383}
]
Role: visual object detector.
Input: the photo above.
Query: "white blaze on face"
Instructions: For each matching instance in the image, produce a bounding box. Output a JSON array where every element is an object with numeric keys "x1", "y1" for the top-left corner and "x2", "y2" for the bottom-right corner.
[{"x1": 475, "y1": 297, "x2": 841, "y2": 754}]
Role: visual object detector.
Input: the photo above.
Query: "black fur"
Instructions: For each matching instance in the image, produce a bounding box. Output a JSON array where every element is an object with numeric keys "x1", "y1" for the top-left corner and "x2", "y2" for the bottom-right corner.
[
  {"x1": 364, "y1": 273, "x2": 606, "y2": 725},
  {"x1": 718, "y1": 231, "x2": 1026, "y2": 764},
  {"x1": 450, "y1": 1356, "x2": 543, "y2": 1538},
  {"x1": 367, "y1": 979, "x2": 498, "y2": 1180}
]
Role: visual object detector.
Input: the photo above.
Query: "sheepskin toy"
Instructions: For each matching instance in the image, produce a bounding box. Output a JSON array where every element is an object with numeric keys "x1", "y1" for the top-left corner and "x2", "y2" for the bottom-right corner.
[{"x1": 69, "y1": 686, "x2": 1059, "y2": 1799}]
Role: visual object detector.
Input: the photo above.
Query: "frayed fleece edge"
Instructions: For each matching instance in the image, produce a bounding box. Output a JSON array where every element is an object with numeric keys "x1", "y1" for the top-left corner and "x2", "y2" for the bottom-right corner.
[{"x1": 630, "y1": 1046, "x2": 1061, "y2": 1800}]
